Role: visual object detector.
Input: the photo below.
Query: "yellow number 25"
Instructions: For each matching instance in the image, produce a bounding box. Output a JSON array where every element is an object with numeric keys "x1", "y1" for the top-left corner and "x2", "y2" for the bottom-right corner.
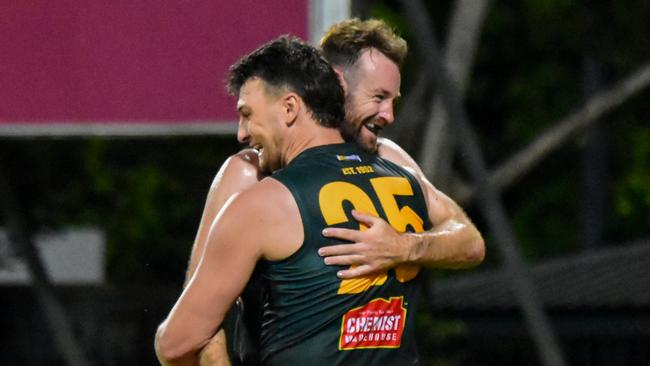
[{"x1": 319, "y1": 177, "x2": 424, "y2": 294}]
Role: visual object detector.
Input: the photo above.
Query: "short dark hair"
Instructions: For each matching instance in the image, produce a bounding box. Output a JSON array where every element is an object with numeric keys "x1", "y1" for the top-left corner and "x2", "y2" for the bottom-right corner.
[
  {"x1": 227, "y1": 35, "x2": 345, "y2": 129},
  {"x1": 319, "y1": 18, "x2": 407, "y2": 69}
]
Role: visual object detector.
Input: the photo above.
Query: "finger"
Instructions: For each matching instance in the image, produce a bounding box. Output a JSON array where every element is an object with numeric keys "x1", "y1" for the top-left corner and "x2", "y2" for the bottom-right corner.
[
  {"x1": 351, "y1": 209, "x2": 381, "y2": 227},
  {"x1": 337, "y1": 264, "x2": 378, "y2": 279},
  {"x1": 318, "y1": 243, "x2": 360, "y2": 257},
  {"x1": 321, "y1": 227, "x2": 361, "y2": 242},
  {"x1": 323, "y1": 254, "x2": 365, "y2": 266}
]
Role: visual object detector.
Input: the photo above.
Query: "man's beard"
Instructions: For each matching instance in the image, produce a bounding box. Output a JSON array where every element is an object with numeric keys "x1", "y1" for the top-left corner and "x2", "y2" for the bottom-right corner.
[{"x1": 339, "y1": 119, "x2": 357, "y2": 143}]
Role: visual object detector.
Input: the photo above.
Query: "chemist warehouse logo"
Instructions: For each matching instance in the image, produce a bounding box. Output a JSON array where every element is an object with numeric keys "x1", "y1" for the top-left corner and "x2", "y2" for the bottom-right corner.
[{"x1": 339, "y1": 296, "x2": 407, "y2": 350}]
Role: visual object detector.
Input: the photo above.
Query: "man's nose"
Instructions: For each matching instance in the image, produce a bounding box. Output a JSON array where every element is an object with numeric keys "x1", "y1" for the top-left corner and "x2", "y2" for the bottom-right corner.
[
  {"x1": 237, "y1": 120, "x2": 250, "y2": 143},
  {"x1": 378, "y1": 101, "x2": 395, "y2": 125}
]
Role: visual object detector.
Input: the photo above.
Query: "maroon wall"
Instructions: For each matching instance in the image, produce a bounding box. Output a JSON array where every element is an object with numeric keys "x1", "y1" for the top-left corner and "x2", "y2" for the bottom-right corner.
[{"x1": 0, "y1": 0, "x2": 308, "y2": 126}]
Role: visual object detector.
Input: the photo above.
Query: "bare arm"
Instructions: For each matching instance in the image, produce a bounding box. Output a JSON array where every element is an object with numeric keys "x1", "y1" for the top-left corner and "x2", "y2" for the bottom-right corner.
[
  {"x1": 319, "y1": 138, "x2": 484, "y2": 278},
  {"x1": 177, "y1": 149, "x2": 261, "y2": 366},
  {"x1": 185, "y1": 149, "x2": 262, "y2": 286},
  {"x1": 197, "y1": 334, "x2": 231, "y2": 366},
  {"x1": 155, "y1": 179, "x2": 298, "y2": 366}
]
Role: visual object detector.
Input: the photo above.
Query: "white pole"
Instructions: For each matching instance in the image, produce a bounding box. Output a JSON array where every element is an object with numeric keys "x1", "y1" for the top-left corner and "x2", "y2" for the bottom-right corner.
[{"x1": 309, "y1": 0, "x2": 351, "y2": 46}]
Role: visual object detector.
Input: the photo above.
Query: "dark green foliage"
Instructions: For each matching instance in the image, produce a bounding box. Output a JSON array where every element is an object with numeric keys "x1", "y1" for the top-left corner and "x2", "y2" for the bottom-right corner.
[
  {"x1": 1, "y1": 137, "x2": 240, "y2": 285},
  {"x1": 609, "y1": 93, "x2": 650, "y2": 239}
]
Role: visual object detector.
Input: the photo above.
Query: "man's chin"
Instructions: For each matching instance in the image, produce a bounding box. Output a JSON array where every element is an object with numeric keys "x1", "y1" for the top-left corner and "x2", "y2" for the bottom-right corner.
[
  {"x1": 258, "y1": 159, "x2": 272, "y2": 174},
  {"x1": 356, "y1": 133, "x2": 378, "y2": 153},
  {"x1": 258, "y1": 158, "x2": 282, "y2": 173}
]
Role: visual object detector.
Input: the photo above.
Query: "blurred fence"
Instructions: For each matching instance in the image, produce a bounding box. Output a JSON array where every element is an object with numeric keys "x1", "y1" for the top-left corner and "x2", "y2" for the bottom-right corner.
[
  {"x1": 0, "y1": 285, "x2": 177, "y2": 365},
  {"x1": 1, "y1": 272, "x2": 648, "y2": 365}
]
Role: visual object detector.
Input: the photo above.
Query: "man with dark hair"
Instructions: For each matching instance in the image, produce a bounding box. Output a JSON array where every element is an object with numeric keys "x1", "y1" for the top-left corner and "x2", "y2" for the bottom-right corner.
[
  {"x1": 155, "y1": 35, "x2": 433, "y2": 365},
  {"x1": 182, "y1": 18, "x2": 484, "y2": 365}
]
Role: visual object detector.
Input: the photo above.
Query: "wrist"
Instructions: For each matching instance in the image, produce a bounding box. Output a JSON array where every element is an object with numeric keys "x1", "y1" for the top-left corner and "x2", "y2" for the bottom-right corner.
[{"x1": 404, "y1": 232, "x2": 424, "y2": 264}]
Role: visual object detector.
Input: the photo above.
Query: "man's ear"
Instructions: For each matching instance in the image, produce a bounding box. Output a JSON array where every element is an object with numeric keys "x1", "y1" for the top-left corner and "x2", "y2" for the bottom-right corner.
[
  {"x1": 333, "y1": 67, "x2": 348, "y2": 94},
  {"x1": 281, "y1": 93, "x2": 300, "y2": 126}
]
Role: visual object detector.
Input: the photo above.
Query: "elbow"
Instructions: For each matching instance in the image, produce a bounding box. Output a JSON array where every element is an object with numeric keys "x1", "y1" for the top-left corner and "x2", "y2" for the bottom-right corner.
[
  {"x1": 155, "y1": 322, "x2": 179, "y2": 363},
  {"x1": 155, "y1": 321, "x2": 196, "y2": 365},
  {"x1": 464, "y1": 234, "x2": 485, "y2": 267}
]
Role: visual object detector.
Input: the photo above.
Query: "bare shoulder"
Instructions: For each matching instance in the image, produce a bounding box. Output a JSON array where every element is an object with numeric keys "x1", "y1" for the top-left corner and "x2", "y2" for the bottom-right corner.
[
  {"x1": 236, "y1": 176, "x2": 290, "y2": 203},
  {"x1": 205, "y1": 148, "x2": 263, "y2": 206},
  {"x1": 221, "y1": 177, "x2": 302, "y2": 261},
  {"x1": 233, "y1": 148, "x2": 261, "y2": 167},
  {"x1": 377, "y1": 137, "x2": 424, "y2": 176},
  {"x1": 234, "y1": 177, "x2": 297, "y2": 222},
  {"x1": 212, "y1": 149, "x2": 263, "y2": 188}
]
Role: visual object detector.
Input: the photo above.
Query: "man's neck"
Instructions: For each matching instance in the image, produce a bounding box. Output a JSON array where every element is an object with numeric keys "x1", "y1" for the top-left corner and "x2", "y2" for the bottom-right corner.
[{"x1": 282, "y1": 126, "x2": 345, "y2": 167}]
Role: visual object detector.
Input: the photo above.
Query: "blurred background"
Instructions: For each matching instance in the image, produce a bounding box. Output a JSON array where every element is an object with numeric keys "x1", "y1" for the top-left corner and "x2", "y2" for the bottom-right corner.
[{"x1": 1, "y1": 0, "x2": 649, "y2": 365}]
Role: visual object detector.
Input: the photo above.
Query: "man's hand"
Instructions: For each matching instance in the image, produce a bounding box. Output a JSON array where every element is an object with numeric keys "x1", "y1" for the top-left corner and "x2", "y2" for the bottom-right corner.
[{"x1": 319, "y1": 210, "x2": 414, "y2": 279}]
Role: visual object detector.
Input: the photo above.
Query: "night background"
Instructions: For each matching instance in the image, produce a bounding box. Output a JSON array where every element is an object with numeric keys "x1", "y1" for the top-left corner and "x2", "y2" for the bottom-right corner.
[{"x1": 1, "y1": 1, "x2": 649, "y2": 365}]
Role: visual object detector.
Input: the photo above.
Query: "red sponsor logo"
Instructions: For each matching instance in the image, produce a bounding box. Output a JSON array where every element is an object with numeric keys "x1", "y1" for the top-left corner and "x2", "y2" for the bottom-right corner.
[{"x1": 339, "y1": 296, "x2": 407, "y2": 350}]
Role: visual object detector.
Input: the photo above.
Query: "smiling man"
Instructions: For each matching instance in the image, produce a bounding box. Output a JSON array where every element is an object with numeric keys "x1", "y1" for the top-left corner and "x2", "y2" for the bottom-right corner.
[
  {"x1": 322, "y1": 26, "x2": 402, "y2": 153},
  {"x1": 156, "y1": 36, "x2": 436, "y2": 365},
  {"x1": 181, "y1": 19, "x2": 484, "y2": 365}
]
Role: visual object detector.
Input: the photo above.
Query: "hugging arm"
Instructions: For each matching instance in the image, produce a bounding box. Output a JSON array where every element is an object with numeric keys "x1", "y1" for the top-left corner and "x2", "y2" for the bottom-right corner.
[
  {"x1": 181, "y1": 150, "x2": 261, "y2": 365},
  {"x1": 319, "y1": 138, "x2": 484, "y2": 278},
  {"x1": 185, "y1": 150, "x2": 261, "y2": 286},
  {"x1": 155, "y1": 184, "x2": 267, "y2": 366}
]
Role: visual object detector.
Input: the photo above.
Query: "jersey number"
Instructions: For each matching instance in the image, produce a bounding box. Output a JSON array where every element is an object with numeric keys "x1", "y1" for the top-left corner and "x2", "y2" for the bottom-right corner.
[{"x1": 319, "y1": 177, "x2": 424, "y2": 294}]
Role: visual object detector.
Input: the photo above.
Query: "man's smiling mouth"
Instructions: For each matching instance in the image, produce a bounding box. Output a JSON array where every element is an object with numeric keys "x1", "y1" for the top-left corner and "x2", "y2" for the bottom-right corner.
[{"x1": 363, "y1": 121, "x2": 383, "y2": 134}]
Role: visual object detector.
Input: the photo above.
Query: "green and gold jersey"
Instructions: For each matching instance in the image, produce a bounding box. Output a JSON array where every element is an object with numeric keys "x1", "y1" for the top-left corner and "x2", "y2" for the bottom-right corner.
[{"x1": 260, "y1": 143, "x2": 431, "y2": 365}]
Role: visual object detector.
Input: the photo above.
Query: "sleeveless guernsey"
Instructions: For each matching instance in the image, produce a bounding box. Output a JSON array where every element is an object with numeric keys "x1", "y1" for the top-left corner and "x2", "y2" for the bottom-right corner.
[{"x1": 261, "y1": 143, "x2": 431, "y2": 365}]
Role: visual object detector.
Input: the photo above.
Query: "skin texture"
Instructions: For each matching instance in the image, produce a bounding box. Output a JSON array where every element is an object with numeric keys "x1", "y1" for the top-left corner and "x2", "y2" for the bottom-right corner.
[
  {"x1": 197, "y1": 333, "x2": 232, "y2": 366},
  {"x1": 156, "y1": 78, "x2": 345, "y2": 365},
  {"x1": 176, "y1": 47, "x2": 484, "y2": 365},
  {"x1": 339, "y1": 49, "x2": 401, "y2": 153},
  {"x1": 235, "y1": 82, "x2": 287, "y2": 173},
  {"x1": 183, "y1": 150, "x2": 261, "y2": 289}
]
